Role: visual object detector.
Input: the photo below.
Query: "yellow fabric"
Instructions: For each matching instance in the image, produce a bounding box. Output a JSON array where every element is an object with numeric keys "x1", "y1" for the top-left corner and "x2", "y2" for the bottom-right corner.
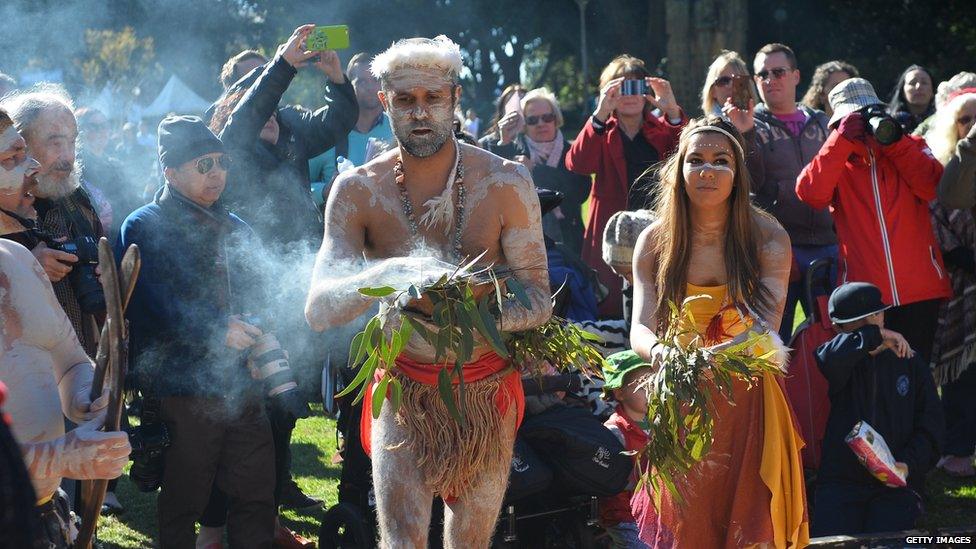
[
  {"x1": 36, "y1": 493, "x2": 52, "y2": 506},
  {"x1": 685, "y1": 283, "x2": 810, "y2": 548}
]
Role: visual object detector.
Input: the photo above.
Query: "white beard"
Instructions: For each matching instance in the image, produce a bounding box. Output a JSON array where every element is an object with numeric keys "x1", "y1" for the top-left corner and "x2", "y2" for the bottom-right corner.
[{"x1": 34, "y1": 165, "x2": 81, "y2": 200}]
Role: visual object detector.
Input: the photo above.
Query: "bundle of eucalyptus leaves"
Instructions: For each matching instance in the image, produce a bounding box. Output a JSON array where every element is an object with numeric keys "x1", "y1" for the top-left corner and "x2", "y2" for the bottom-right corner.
[
  {"x1": 634, "y1": 295, "x2": 784, "y2": 505},
  {"x1": 336, "y1": 258, "x2": 606, "y2": 424}
]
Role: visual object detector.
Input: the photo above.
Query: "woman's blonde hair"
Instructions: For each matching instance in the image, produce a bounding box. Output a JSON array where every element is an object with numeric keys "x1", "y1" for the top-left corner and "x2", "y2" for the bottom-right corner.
[
  {"x1": 520, "y1": 87, "x2": 564, "y2": 128},
  {"x1": 928, "y1": 92, "x2": 976, "y2": 165},
  {"x1": 699, "y1": 51, "x2": 754, "y2": 115},
  {"x1": 649, "y1": 114, "x2": 774, "y2": 330}
]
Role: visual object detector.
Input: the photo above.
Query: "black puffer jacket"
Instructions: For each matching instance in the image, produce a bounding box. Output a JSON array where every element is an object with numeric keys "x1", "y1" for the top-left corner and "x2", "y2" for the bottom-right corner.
[
  {"x1": 219, "y1": 54, "x2": 358, "y2": 250},
  {"x1": 815, "y1": 324, "x2": 943, "y2": 490}
]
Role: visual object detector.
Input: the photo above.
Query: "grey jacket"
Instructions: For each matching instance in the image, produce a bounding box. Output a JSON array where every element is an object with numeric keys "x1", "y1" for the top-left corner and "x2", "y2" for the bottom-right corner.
[
  {"x1": 937, "y1": 135, "x2": 976, "y2": 209},
  {"x1": 750, "y1": 104, "x2": 837, "y2": 246}
]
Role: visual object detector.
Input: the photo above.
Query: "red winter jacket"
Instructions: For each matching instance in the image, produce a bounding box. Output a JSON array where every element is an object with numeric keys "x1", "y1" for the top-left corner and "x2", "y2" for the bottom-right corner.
[
  {"x1": 566, "y1": 112, "x2": 685, "y2": 317},
  {"x1": 796, "y1": 131, "x2": 951, "y2": 306},
  {"x1": 599, "y1": 407, "x2": 650, "y2": 527}
]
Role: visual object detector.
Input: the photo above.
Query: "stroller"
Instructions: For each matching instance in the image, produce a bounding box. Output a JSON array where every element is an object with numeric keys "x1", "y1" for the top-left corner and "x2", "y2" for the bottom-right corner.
[
  {"x1": 318, "y1": 371, "x2": 630, "y2": 548},
  {"x1": 783, "y1": 257, "x2": 836, "y2": 480}
]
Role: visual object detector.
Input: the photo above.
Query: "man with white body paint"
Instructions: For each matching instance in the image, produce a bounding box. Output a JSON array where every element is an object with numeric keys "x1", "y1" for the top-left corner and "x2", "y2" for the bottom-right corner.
[
  {"x1": 0, "y1": 109, "x2": 130, "y2": 548},
  {"x1": 306, "y1": 36, "x2": 551, "y2": 547}
]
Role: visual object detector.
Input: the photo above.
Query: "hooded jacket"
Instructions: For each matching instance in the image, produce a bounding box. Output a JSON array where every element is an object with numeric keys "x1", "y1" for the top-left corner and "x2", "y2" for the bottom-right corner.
[
  {"x1": 218, "y1": 54, "x2": 358, "y2": 250},
  {"x1": 815, "y1": 324, "x2": 943, "y2": 490},
  {"x1": 751, "y1": 104, "x2": 836, "y2": 247},
  {"x1": 796, "y1": 130, "x2": 951, "y2": 306}
]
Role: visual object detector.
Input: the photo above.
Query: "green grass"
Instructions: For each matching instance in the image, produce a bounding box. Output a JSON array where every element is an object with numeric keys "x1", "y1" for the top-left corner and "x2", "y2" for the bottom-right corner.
[
  {"x1": 97, "y1": 405, "x2": 339, "y2": 548},
  {"x1": 97, "y1": 313, "x2": 976, "y2": 546}
]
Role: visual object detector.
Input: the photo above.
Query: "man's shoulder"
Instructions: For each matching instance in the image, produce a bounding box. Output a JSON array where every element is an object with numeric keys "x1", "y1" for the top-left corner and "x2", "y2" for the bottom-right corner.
[
  {"x1": 121, "y1": 202, "x2": 163, "y2": 234},
  {"x1": 465, "y1": 143, "x2": 532, "y2": 186}
]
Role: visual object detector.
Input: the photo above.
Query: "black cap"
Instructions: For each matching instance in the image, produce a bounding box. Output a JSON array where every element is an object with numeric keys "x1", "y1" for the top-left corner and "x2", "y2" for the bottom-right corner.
[
  {"x1": 157, "y1": 115, "x2": 224, "y2": 169},
  {"x1": 828, "y1": 282, "x2": 890, "y2": 324}
]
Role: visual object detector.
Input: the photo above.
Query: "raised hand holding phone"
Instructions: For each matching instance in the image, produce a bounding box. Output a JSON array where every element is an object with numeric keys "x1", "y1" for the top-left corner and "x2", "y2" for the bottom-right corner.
[
  {"x1": 645, "y1": 77, "x2": 681, "y2": 120},
  {"x1": 279, "y1": 24, "x2": 317, "y2": 68}
]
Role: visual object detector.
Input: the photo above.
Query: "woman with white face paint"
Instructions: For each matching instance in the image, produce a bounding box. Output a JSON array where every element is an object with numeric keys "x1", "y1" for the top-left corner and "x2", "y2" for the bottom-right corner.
[{"x1": 629, "y1": 115, "x2": 808, "y2": 548}]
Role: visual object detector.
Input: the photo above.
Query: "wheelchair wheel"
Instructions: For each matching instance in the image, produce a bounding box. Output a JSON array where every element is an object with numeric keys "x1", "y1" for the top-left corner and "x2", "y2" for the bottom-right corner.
[{"x1": 319, "y1": 502, "x2": 375, "y2": 549}]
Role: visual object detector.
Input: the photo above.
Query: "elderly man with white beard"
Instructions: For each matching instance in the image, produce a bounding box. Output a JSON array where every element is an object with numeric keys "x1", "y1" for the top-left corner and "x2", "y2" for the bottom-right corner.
[
  {"x1": 0, "y1": 85, "x2": 106, "y2": 357},
  {"x1": 0, "y1": 108, "x2": 130, "y2": 549}
]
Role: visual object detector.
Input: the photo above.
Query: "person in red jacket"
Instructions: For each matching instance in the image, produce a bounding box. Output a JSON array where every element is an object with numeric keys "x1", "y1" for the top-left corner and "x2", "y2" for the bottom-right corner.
[
  {"x1": 566, "y1": 55, "x2": 686, "y2": 318},
  {"x1": 796, "y1": 78, "x2": 951, "y2": 361}
]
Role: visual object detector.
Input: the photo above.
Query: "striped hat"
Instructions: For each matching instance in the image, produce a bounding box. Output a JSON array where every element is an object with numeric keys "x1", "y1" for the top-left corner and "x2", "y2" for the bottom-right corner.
[{"x1": 828, "y1": 78, "x2": 885, "y2": 128}]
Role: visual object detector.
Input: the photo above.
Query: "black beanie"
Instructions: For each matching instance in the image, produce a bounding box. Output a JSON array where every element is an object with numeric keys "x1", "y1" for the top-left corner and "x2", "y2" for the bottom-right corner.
[{"x1": 157, "y1": 115, "x2": 224, "y2": 169}]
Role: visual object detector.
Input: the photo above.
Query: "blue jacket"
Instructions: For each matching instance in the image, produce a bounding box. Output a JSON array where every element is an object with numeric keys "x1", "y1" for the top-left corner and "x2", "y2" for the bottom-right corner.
[
  {"x1": 117, "y1": 186, "x2": 263, "y2": 399},
  {"x1": 815, "y1": 325, "x2": 943, "y2": 490}
]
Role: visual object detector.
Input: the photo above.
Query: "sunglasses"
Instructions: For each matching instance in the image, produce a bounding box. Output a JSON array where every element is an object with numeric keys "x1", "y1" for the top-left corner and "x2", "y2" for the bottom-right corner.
[
  {"x1": 713, "y1": 76, "x2": 734, "y2": 87},
  {"x1": 191, "y1": 155, "x2": 230, "y2": 175},
  {"x1": 525, "y1": 112, "x2": 556, "y2": 126},
  {"x1": 957, "y1": 115, "x2": 974, "y2": 126},
  {"x1": 756, "y1": 67, "x2": 793, "y2": 82},
  {"x1": 525, "y1": 113, "x2": 556, "y2": 126}
]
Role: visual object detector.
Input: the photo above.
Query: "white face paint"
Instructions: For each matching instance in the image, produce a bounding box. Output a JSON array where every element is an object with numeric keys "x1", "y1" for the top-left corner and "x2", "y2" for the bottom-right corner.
[
  {"x1": 682, "y1": 161, "x2": 734, "y2": 174},
  {"x1": 0, "y1": 158, "x2": 28, "y2": 192}
]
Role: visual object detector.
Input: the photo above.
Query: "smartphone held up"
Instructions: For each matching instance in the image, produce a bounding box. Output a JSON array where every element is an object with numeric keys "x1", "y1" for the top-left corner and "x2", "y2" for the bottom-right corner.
[
  {"x1": 306, "y1": 25, "x2": 350, "y2": 51},
  {"x1": 621, "y1": 79, "x2": 649, "y2": 96}
]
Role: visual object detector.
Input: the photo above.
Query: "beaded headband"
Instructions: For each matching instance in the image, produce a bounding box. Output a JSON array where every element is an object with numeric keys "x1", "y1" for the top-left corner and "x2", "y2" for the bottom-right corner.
[{"x1": 686, "y1": 125, "x2": 745, "y2": 158}]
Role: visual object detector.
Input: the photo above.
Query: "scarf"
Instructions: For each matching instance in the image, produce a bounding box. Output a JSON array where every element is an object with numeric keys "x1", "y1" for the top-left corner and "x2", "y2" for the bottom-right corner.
[{"x1": 524, "y1": 131, "x2": 565, "y2": 169}]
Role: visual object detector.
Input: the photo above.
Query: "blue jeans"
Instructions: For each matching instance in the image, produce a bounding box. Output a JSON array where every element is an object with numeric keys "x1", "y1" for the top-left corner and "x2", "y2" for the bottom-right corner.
[
  {"x1": 605, "y1": 521, "x2": 648, "y2": 548},
  {"x1": 779, "y1": 244, "x2": 838, "y2": 342}
]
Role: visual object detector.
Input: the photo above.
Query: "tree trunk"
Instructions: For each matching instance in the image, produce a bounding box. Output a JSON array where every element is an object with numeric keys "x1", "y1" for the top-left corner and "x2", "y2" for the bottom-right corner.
[{"x1": 664, "y1": 0, "x2": 748, "y2": 115}]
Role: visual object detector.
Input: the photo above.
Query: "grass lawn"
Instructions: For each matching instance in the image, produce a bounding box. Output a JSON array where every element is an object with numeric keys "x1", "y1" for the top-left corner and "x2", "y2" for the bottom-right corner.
[
  {"x1": 97, "y1": 405, "x2": 339, "y2": 548},
  {"x1": 95, "y1": 307, "x2": 975, "y2": 547}
]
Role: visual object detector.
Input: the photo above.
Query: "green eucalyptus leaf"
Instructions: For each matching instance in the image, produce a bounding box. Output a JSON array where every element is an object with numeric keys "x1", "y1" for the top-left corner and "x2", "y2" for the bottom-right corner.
[
  {"x1": 389, "y1": 377, "x2": 403, "y2": 414},
  {"x1": 359, "y1": 286, "x2": 396, "y2": 297},
  {"x1": 371, "y1": 375, "x2": 391, "y2": 419},
  {"x1": 438, "y1": 368, "x2": 464, "y2": 425},
  {"x1": 507, "y1": 277, "x2": 532, "y2": 309}
]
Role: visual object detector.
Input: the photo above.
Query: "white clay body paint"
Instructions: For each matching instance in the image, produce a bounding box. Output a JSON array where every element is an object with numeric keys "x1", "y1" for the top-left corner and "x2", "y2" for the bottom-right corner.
[{"x1": 685, "y1": 162, "x2": 735, "y2": 174}]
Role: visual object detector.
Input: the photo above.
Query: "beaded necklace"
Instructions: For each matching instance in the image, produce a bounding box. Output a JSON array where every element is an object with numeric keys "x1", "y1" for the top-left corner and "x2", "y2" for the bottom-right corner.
[{"x1": 393, "y1": 146, "x2": 466, "y2": 261}]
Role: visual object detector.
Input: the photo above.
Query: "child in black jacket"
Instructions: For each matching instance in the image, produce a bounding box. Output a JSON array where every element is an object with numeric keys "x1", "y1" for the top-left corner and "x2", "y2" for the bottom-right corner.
[{"x1": 811, "y1": 282, "x2": 944, "y2": 537}]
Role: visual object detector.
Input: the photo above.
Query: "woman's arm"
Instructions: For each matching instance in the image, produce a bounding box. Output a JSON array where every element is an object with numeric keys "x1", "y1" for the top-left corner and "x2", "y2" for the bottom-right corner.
[
  {"x1": 630, "y1": 223, "x2": 662, "y2": 361},
  {"x1": 756, "y1": 216, "x2": 792, "y2": 332}
]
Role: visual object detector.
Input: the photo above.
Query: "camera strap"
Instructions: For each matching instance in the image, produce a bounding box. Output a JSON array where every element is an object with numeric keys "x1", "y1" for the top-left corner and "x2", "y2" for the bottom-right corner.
[{"x1": 59, "y1": 188, "x2": 99, "y2": 239}]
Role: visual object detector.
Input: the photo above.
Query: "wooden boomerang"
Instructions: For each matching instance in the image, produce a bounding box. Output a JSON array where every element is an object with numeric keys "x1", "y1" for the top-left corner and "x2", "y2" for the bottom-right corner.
[{"x1": 76, "y1": 240, "x2": 139, "y2": 549}]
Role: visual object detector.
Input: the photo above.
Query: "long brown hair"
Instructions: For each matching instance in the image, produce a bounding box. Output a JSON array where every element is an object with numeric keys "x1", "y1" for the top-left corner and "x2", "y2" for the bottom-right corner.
[{"x1": 650, "y1": 115, "x2": 774, "y2": 330}]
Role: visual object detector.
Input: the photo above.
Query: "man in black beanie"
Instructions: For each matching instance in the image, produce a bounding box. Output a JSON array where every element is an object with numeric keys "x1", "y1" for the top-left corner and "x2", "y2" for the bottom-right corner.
[{"x1": 116, "y1": 115, "x2": 276, "y2": 547}]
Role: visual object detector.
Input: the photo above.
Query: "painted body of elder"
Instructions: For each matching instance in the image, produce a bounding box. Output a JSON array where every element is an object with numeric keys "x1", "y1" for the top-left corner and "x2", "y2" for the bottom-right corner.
[{"x1": 305, "y1": 37, "x2": 550, "y2": 548}]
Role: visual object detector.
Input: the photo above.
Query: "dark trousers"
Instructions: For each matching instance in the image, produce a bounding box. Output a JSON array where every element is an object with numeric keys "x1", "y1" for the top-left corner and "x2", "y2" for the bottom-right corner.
[
  {"x1": 811, "y1": 482, "x2": 921, "y2": 537},
  {"x1": 885, "y1": 298, "x2": 942, "y2": 365},
  {"x1": 199, "y1": 403, "x2": 296, "y2": 527},
  {"x1": 942, "y1": 365, "x2": 976, "y2": 457},
  {"x1": 157, "y1": 396, "x2": 275, "y2": 548}
]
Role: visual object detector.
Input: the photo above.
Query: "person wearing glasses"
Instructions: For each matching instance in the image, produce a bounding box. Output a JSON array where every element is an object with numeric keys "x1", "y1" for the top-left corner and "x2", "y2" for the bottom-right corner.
[
  {"x1": 566, "y1": 55, "x2": 686, "y2": 319},
  {"x1": 700, "y1": 50, "x2": 757, "y2": 116},
  {"x1": 118, "y1": 114, "x2": 278, "y2": 547},
  {"x1": 928, "y1": 89, "x2": 976, "y2": 478},
  {"x1": 481, "y1": 87, "x2": 589, "y2": 255},
  {"x1": 725, "y1": 43, "x2": 836, "y2": 343}
]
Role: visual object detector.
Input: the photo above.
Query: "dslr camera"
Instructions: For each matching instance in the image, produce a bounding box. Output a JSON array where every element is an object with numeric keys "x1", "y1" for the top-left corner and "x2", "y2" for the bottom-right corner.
[
  {"x1": 242, "y1": 315, "x2": 311, "y2": 419},
  {"x1": 38, "y1": 233, "x2": 105, "y2": 313},
  {"x1": 859, "y1": 104, "x2": 903, "y2": 146},
  {"x1": 126, "y1": 407, "x2": 171, "y2": 492}
]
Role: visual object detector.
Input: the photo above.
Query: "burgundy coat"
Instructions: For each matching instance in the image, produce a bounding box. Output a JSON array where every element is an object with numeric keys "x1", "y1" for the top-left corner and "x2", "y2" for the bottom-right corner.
[{"x1": 565, "y1": 111, "x2": 685, "y2": 317}]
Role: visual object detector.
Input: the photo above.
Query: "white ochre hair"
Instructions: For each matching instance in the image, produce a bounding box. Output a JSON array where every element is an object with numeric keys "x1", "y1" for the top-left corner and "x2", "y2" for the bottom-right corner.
[{"x1": 370, "y1": 35, "x2": 463, "y2": 83}]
